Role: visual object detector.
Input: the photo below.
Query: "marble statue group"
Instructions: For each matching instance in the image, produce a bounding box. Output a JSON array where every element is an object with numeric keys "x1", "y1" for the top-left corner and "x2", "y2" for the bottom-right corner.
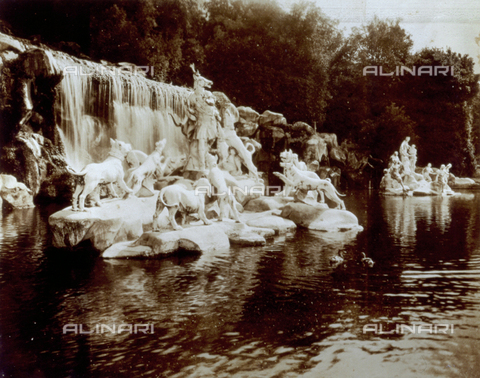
[
  {"x1": 380, "y1": 136, "x2": 455, "y2": 196},
  {"x1": 66, "y1": 68, "x2": 272, "y2": 231},
  {"x1": 53, "y1": 66, "x2": 364, "y2": 258}
]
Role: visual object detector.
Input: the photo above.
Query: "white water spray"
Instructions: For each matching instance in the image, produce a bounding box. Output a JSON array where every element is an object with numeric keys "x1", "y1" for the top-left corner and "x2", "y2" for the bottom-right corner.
[{"x1": 54, "y1": 56, "x2": 191, "y2": 170}]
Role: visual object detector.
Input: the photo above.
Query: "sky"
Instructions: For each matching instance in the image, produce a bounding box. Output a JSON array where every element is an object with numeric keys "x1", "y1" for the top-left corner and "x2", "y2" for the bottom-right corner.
[{"x1": 279, "y1": 0, "x2": 480, "y2": 73}]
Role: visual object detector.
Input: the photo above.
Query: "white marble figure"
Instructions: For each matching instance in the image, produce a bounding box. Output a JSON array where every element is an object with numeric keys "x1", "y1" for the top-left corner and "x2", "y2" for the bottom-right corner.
[
  {"x1": 205, "y1": 153, "x2": 242, "y2": 222},
  {"x1": 435, "y1": 164, "x2": 454, "y2": 194},
  {"x1": 380, "y1": 169, "x2": 403, "y2": 194},
  {"x1": 273, "y1": 160, "x2": 346, "y2": 209},
  {"x1": 422, "y1": 163, "x2": 433, "y2": 182},
  {"x1": 380, "y1": 137, "x2": 455, "y2": 196},
  {"x1": 292, "y1": 152, "x2": 308, "y2": 171},
  {"x1": 387, "y1": 164, "x2": 407, "y2": 192},
  {"x1": 125, "y1": 149, "x2": 148, "y2": 170},
  {"x1": 408, "y1": 144, "x2": 417, "y2": 172},
  {"x1": 275, "y1": 149, "x2": 318, "y2": 198},
  {"x1": 220, "y1": 146, "x2": 243, "y2": 176},
  {"x1": 68, "y1": 139, "x2": 133, "y2": 211},
  {"x1": 128, "y1": 139, "x2": 167, "y2": 196},
  {"x1": 185, "y1": 65, "x2": 221, "y2": 171},
  {"x1": 219, "y1": 102, "x2": 261, "y2": 180},
  {"x1": 152, "y1": 177, "x2": 213, "y2": 231},
  {"x1": 399, "y1": 136, "x2": 411, "y2": 172}
]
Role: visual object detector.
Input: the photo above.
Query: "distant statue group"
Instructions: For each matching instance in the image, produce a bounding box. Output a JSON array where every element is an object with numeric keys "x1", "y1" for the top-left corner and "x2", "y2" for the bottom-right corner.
[{"x1": 380, "y1": 136, "x2": 454, "y2": 195}]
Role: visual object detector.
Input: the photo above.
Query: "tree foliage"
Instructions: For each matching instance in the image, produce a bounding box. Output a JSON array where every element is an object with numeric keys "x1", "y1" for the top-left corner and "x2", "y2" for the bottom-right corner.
[
  {"x1": 89, "y1": 0, "x2": 205, "y2": 83},
  {"x1": 201, "y1": 0, "x2": 341, "y2": 125}
]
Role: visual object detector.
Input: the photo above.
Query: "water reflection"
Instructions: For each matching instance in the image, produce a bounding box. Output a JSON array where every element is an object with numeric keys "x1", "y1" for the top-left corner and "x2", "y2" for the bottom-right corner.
[{"x1": 0, "y1": 191, "x2": 480, "y2": 377}]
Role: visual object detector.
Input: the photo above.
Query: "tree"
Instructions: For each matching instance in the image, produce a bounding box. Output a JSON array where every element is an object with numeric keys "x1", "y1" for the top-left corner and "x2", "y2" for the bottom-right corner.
[
  {"x1": 358, "y1": 103, "x2": 417, "y2": 162},
  {"x1": 323, "y1": 17, "x2": 414, "y2": 144},
  {"x1": 400, "y1": 48, "x2": 479, "y2": 174},
  {"x1": 202, "y1": 0, "x2": 341, "y2": 124},
  {"x1": 89, "y1": 0, "x2": 204, "y2": 83}
]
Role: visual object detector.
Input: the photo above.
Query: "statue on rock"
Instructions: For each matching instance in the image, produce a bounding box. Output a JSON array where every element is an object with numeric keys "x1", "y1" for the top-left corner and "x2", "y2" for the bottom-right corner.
[
  {"x1": 422, "y1": 163, "x2": 433, "y2": 182},
  {"x1": 218, "y1": 102, "x2": 261, "y2": 181},
  {"x1": 399, "y1": 136, "x2": 411, "y2": 172},
  {"x1": 205, "y1": 153, "x2": 243, "y2": 223},
  {"x1": 220, "y1": 146, "x2": 243, "y2": 176},
  {"x1": 409, "y1": 144, "x2": 417, "y2": 171},
  {"x1": 67, "y1": 139, "x2": 133, "y2": 211},
  {"x1": 127, "y1": 138, "x2": 167, "y2": 197},
  {"x1": 152, "y1": 177, "x2": 213, "y2": 231},
  {"x1": 380, "y1": 137, "x2": 455, "y2": 196},
  {"x1": 274, "y1": 149, "x2": 346, "y2": 210}
]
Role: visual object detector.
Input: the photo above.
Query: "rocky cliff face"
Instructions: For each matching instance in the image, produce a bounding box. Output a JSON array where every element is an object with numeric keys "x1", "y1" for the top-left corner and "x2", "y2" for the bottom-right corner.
[{"x1": 1, "y1": 33, "x2": 72, "y2": 204}]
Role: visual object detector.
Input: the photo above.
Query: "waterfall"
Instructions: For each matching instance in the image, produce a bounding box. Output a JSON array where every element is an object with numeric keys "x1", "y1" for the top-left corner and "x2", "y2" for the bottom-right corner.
[{"x1": 53, "y1": 55, "x2": 192, "y2": 171}]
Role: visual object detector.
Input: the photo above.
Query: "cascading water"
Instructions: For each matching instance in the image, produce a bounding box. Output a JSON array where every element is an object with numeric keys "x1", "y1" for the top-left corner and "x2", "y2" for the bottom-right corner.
[{"x1": 54, "y1": 56, "x2": 192, "y2": 171}]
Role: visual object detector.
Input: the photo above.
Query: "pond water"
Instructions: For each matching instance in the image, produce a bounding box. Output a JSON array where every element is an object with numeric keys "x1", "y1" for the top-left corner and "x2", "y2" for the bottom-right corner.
[{"x1": 1, "y1": 191, "x2": 479, "y2": 378}]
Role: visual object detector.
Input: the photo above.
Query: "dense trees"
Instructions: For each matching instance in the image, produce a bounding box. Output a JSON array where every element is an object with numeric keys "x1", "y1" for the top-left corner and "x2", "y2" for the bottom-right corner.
[
  {"x1": 0, "y1": 0, "x2": 478, "y2": 174},
  {"x1": 88, "y1": 0, "x2": 205, "y2": 83},
  {"x1": 202, "y1": 0, "x2": 341, "y2": 124},
  {"x1": 324, "y1": 18, "x2": 479, "y2": 174}
]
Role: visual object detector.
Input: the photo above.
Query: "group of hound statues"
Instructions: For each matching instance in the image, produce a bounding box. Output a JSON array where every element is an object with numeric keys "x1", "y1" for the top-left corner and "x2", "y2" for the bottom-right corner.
[
  {"x1": 380, "y1": 137, "x2": 454, "y2": 195},
  {"x1": 67, "y1": 135, "x2": 245, "y2": 229}
]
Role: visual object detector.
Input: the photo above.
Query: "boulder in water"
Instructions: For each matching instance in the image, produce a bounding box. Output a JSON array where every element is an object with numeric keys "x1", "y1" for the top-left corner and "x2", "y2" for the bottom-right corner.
[
  {"x1": 243, "y1": 196, "x2": 292, "y2": 212},
  {"x1": 49, "y1": 195, "x2": 158, "y2": 251},
  {"x1": 103, "y1": 224, "x2": 230, "y2": 258},
  {"x1": 0, "y1": 174, "x2": 34, "y2": 209},
  {"x1": 280, "y1": 202, "x2": 363, "y2": 232},
  {"x1": 242, "y1": 210, "x2": 297, "y2": 235},
  {"x1": 450, "y1": 177, "x2": 480, "y2": 189}
]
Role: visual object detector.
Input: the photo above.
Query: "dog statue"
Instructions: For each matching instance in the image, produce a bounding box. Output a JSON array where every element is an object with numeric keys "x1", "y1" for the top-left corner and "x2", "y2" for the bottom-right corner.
[
  {"x1": 128, "y1": 139, "x2": 167, "y2": 196},
  {"x1": 153, "y1": 178, "x2": 213, "y2": 231},
  {"x1": 125, "y1": 149, "x2": 148, "y2": 170},
  {"x1": 275, "y1": 149, "x2": 315, "y2": 197},
  {"x1": 274, "y1": 161, "x2": 346, "y2": 210},
  {"x1": 68, "y1": 138, "x2": 133, "y2": 211},
  {"x1": 206, "y1": 153, "x2": 242, "y2": 222}
]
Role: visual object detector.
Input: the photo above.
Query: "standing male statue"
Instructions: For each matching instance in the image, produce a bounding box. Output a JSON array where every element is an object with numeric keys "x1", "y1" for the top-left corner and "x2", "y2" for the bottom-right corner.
[{"x1": 184, "y1": 65, "x2": 221, "y2": 172}]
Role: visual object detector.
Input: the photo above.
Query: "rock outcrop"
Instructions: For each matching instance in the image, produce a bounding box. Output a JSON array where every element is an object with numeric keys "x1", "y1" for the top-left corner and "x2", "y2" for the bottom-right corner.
[
  {"x1": 235, "y1": 106, "x2": 260, "y2": 137},
  {"x1": 1, "y1": 131, "x2": 73, "y2": 202},
  {"x1": 280, "y1": 202, "x2": 363, "y2": 232},
  {"x1": 49, "y1": 195, "x2": 158, "y2": 251},
  {"x1": 102, "y1": 219, "x2": 277, "y2": 259},
  {"x1": 0, "y1": 174, "x2": 34, "y2": 209},
  {"x1": 258, "y1": 110, "x2": 287, "y2": 126}
]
